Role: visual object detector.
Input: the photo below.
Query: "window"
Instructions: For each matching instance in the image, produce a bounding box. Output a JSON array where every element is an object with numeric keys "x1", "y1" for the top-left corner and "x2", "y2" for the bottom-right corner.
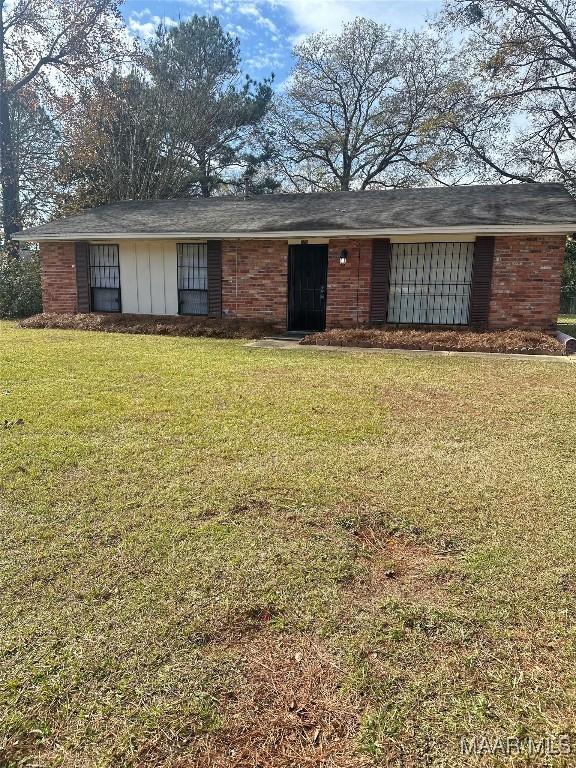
[
  {"x1": 387, "y1": 242, "x2": 474, "y2": 325},
  {"x1": 89, "y1": 245, "x2": 121, "y2": 312},
  {"x1": 177, "y1": 243, "x2": 208, "y2": 315}
]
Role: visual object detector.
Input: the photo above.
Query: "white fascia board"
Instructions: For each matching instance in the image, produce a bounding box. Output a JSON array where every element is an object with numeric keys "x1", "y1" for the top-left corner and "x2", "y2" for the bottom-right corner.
[{"x1": 12, "y1": 224, "x2": 576, "y2": 241}]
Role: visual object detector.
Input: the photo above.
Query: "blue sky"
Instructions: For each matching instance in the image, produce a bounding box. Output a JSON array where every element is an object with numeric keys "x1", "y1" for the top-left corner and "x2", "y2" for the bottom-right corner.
[{"x1": 123, "y1": 0, "x2": 442, "y2": 83}]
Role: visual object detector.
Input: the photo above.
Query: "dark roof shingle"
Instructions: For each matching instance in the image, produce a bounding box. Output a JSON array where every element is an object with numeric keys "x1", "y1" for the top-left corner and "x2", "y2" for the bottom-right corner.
[{"x1": 15, "y1": 183, "x2": 576, "y2": 239}]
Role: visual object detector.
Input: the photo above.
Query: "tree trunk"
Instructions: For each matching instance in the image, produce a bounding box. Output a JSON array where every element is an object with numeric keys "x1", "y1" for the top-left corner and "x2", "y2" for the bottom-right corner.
[
  {"x1": 200, "y1": 177, "x2": 210, "y2": 197},
  {"x1": 197, "y1": 150, "x2": 211, "y2": 197},
  {"x1": 340, "y1": 150, "x2": 351, "y2": 191},
  {"x1": 0, "y1": 91, "x2": 21, "y2": 250},
  {"x1": 0, "y1": 4, "x2": 21, "y2": 254}
]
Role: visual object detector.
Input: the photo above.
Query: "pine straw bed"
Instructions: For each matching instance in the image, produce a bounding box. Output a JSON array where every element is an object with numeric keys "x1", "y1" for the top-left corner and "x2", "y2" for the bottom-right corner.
[
  {"x1": 300, "y1": 328, "x2": 566, "y2": 355},
  {"x1": 187, "y1": 633, "x2": 371, "y2": 768},
  {"x1": 20, "y1": 313, "x2": 280, "y2": 339}
]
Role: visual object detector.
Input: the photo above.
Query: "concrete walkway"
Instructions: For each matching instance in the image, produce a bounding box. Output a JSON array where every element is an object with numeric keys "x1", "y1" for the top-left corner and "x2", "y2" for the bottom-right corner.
[{"x1": 245, "y1": 338, "x2": 576, "y2": 363}]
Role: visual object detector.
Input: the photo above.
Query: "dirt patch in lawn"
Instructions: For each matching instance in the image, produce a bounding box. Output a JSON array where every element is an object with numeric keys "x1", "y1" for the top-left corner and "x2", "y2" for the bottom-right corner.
[
  {"x1": 20, "y1": 313, "x2": 280, "y2": 339},
  {"x1": 189, "y1": 634, "x2": 372, "y2": 768},
  {"x1": 301, "y1": 327, "x2": 564, "y2": 355},
  {"x1": 350, "y1": 531, "x2": 457, "y2": 605}
]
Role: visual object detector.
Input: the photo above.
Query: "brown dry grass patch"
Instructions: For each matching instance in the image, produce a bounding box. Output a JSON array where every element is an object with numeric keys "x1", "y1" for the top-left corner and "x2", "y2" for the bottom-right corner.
[
  {"x1": 185, "y1": 634, "x2": 373, "y2": 768},
  {"x1": 301, "y1": 327, "x2": 564, "y2": 355},
  {"x1": 350, "y1": 532, "x2": 455, "y2": 605},
  {"x1": 20, "y1": 313, "x2": 280, "y2": 339}
]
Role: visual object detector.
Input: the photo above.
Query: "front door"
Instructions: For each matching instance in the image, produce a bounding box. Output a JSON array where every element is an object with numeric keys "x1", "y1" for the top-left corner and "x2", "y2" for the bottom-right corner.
[{"x1": 288, "y1": 245, "x2": 328, "y2": 331}]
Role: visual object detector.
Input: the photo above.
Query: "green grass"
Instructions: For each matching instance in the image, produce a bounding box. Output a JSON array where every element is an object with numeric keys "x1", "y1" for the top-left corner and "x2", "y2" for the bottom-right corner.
[
  {"x1": 558, "y1": 314, "x2": 576, "y2": 338},
  {"x1": 2, "y1": 321, "x2": 576, "y2": 766}
]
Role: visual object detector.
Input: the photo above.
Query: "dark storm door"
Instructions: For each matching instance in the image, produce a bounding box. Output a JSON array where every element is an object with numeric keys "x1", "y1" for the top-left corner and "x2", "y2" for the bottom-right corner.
[{"x1": 288, "y1": 245, "x2": 328, "y2": 331}]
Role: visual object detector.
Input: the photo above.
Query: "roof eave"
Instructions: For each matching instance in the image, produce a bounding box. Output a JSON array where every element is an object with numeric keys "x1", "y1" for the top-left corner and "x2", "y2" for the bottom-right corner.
[{"x1": 12, "y1": 224, "x2": 576, "y2": 241}]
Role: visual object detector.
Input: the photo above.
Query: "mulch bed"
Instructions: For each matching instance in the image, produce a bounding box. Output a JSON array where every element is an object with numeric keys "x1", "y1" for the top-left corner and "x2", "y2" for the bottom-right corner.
[
  {"x1": 20, "y1": 313, "x2": 281, "y2": 339},
  {"x1": 300, "y1": 328, "x2": 566, "y2": 355}
]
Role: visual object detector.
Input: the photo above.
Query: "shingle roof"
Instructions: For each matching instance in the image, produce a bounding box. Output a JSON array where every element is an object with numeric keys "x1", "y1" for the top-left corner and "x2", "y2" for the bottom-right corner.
[{"x1": 15, "y1": 183, "x2": 576, "y2": 240}]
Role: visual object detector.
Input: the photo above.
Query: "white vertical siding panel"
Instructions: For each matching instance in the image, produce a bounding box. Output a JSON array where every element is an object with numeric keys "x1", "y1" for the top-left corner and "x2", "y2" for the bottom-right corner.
[
  {"x1": 163, "y1": 242, "x2": 179, "y2": 315},
  {"x1": 119, "y1": 241, "x2": 139, "y2": 313},
  {"x1": 136, "y1": 241, "x2": 152, "y2": 314},
  {"x1": 149, "y1": 241, "x2": 167, "y2": 314},
  {"x1": 116, "y1": 240, "x2": 180, "y2": 315}
]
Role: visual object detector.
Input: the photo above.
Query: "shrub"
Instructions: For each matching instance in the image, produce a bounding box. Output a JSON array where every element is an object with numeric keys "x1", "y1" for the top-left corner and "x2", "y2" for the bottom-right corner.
[
  {"x1": 300, "y1": 327, "x2": 565, "y2": 355},
  {"x1": 0, "y1": 249, "x2": 42, "y2": 318},
  {"x1": 20, "y1": 312, "x2": 281, "y2": 339}
]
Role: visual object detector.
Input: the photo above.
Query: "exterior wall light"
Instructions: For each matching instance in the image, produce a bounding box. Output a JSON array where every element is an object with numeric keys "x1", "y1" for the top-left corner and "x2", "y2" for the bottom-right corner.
[{"x1": 339, "y1": 249, "x2": 348, "y2": 265}]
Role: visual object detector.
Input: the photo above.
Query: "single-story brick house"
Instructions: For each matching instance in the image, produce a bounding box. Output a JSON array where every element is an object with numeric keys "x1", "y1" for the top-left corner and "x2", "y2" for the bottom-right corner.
[{"x1": 14, "y1": 183, "x2": 576, "y2": 331}]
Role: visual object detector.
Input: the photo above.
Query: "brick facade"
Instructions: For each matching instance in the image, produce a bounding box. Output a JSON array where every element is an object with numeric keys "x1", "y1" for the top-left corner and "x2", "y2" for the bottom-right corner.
[
  {"x1": 326, "y1": 239, "x2": 372, "y2": 328},
  {"x1": 40, "y1": 242, "x2": 79, "y2": 313},
  {"x1": 40, "y1": 235, "x2": 565, "y2": 331},
  {"x1": 222, "y1": 239, "x2": 288, "y2": 324},
  {"x1": 488, "y1": 235, "x2": 565, "y2": 330},
  {"x1": 220, "y1": 238, "x2": 374, "y2": 329}
]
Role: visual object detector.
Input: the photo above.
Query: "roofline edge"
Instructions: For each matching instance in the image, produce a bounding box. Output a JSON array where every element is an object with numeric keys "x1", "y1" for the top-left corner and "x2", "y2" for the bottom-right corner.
[{"x1": 13, "y1": 224, "x2": 576, "y2": 241}]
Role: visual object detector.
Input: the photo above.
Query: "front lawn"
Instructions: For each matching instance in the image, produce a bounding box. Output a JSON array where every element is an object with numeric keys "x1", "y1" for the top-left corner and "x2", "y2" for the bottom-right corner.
[{"x1": 1, "y1": 322, "x2": 576, "y2": 767}]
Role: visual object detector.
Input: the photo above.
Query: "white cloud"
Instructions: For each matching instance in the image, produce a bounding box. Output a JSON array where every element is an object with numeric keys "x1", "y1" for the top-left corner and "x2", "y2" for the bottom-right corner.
[
  {"x1": 237, "y1": 2, "x2": 279, "y2": 34},
  {"x1": 229, "y1": 24, "x2": 248, "y2": 35},
  {"x1": 127, "y1": 18, "x2": 158, "y2": 37},
  {"x1": 124, "y1": 0, "x2": 440, "y2": 69},
  {"x1": 245, "y1": 48, "x2": 284, "y2": 69},
  {"x1": 127, "y1": 0, "x2": 438, "y2": 46},
  {"x1": 127, "y1": 9, "x2": 177, "y2": 39},
  {"x1": 269, "y1": 0, "x2": 439, "y2": 38}
]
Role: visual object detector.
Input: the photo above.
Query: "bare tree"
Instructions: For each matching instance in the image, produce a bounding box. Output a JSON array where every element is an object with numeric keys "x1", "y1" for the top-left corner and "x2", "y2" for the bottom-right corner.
[
  {"x1": 438, "y1": 0, "x2": 576, "y2": 188},
  {"x1": 0, "y1": 0, "x2": 126, "y2": 249},
  {"x1": 269, "y1": 18, "x2": 455, "y2": 192}
]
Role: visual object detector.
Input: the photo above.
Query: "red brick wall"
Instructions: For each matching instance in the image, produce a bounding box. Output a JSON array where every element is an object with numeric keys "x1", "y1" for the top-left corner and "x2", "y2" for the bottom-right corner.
[
  {"x1": 221, "y1": 238, "x2": 373, "y2": 329},
  {"x1": 39, "y1": 235, "x2": 565, "y2": 332},
  {"x1": 326, "y1": 239, "x2": 372, "y2": 328},
  {"x1": 488, "y1": 235, "x2": 565, "y2": 329},
  {"x1": 222, "y1": 239, "x2": 288, "y2": 324},
  {"x1": 40, "y1": 242, "x2": 79, "y2": 313}
]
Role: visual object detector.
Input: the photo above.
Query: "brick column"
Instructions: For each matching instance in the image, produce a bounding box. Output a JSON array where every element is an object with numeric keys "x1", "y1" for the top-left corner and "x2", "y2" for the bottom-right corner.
[
  {"x1": 488, "y1": 235, "x2": 566, "y2": 329},
  {"x1": 40, "y1": 242, "x2": 79, "y2": 313},
  {"x1": 326, "y1": 238, "x2": 372, "y2": 328}
]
